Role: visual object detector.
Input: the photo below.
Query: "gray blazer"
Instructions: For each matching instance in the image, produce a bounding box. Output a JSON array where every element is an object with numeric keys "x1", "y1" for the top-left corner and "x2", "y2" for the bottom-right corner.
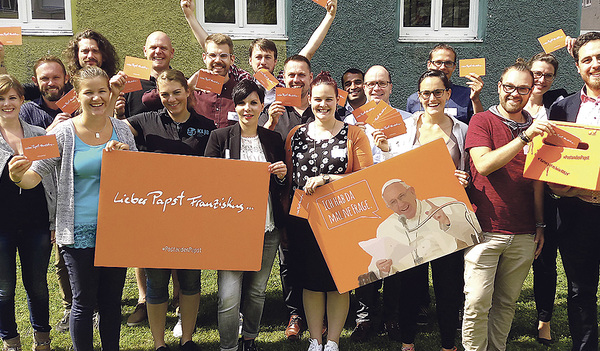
[
  {"x1": 31, "y1": 118, "x2": 137, "y2": 246},
  {"x1": 0, "y1": 119, "x2": 57, "y2": 230}
]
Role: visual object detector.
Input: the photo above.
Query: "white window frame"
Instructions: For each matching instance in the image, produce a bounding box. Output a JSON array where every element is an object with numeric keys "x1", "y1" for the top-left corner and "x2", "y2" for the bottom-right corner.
[
  {"x1": 398, "y1": 0, "x2": 480, "y2": 42},
  {"x1": 1, "y1": 0, "x2": 72, "y2": 36},
  {"x1": 198, "y1": 0, "x2": 287, "y2": 40}
]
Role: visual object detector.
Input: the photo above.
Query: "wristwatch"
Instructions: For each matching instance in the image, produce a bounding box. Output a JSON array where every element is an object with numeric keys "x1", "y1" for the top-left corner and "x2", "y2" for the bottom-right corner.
[{"x1": 322, "y1": 174, "x2": 331, "y2": 184}]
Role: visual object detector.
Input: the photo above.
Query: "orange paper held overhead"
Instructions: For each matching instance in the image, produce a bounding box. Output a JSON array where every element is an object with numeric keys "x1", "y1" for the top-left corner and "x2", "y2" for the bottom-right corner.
[
  {"x1": 0, "y1": 27, "x2": 22, "y2": 45},
  {"x1": 459, "y1": 58, "x2": 486, "y2": 77},
  {"x1": 538, "y1": 29, "x2": 567, "y2": 54},
  {"x1": 195, "y1": 70, "x2": 226, "y2": 95},
  {"x1": 524, "y1": 121, "x2": 600, "y2": 191},
  {"x1": 276, "y1": 87, "x2": 302, "y2": 107},
  {"x1": 123, "y1": 56, "x2": 153, "y2": 80},
  {"x1": 21, "y1": 135, "x2": 60, "y2": 161},
  {"x1": 290, "y1": 139, "x2": 482, "y2": 293},
  {"x1": 95, "y1": 151, "x2": 271, "y2": 270},
  {"x1": 312, "y1": 0, "x2": 328, "y2": 8},
  {"x1": 56, "y1": 89, "x2": 80, "y2": 114}
]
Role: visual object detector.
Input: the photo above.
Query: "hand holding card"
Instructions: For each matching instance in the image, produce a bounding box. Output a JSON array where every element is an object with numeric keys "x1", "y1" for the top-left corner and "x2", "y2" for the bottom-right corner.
[{"x1": 21, "y1": 135, "x2": 60, "y2": 161}]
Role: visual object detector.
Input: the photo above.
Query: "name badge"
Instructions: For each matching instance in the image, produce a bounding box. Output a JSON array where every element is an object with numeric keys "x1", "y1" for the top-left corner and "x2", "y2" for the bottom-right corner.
[
  {"x1": 227, "y1": 111, "x2": 239, "y2": 121},
  {"x1": 331, "y1": 147, "x2": 346, "y2": 158},
  {"x1": 444, "y1": 107, "x2": 458, "y2": 118}
]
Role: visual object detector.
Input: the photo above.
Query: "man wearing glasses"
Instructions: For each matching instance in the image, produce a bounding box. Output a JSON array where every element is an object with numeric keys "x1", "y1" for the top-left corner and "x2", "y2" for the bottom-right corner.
[
  {"x1": 405, "y1": 43, "x2": 484, "y2": 124},
  {"x1": 461, "y1": 61, "x2": 552, "y2": 351}
]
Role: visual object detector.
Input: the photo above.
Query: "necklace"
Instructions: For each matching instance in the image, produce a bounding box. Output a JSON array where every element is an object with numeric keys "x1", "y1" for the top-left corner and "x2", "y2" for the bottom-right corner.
[{"x1": 81, "y1": 118, "x2": 108, "y2": 139}]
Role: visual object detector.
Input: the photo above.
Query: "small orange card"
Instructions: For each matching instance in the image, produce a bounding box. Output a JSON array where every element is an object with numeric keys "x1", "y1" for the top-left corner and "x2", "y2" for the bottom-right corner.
[
  {"x1": 365, "y1": 101, "x2": 407, "y2": 139},
  {"x1": 0, "y1": 27, "x2": 22, "y2": 45},
  {"x1": 352, "y1": 100, "x2": 377, "y2": 123},
  {"x1": 312, "y1": 0, "x2": 328, "y2": 8},
  {"x1": 254, "y1": 69, "x2": 279, "y2": 91},
  {"x1": 123, "y1": 56, "x2": 152, "y2": 80},
  {"x1": 21, "y1": 135, "x2": 60, "y2": 161},
  {"x1": 56, "y1": 89, "x2": 80, "y2": 114},
  {"x1": 545, "y1": 125, "x2": 581, "y2": 148},
  {"x1": 121, "y1": 77, "x2": 143, "y2": 94},
  {"x1": 195, "y1": 70, "x2": 226, "y2": 94},
  {"x1": 459, "y1": 58, "x2": 486, "y2": 77},
  {"x1": 276, "y1": 87, "x2": 302, "y2": 107},
  {"x1": 337, "y1": 89, "x2": 348, "y2": 107},
  {"x1": 538, "y1": 29, "x2": 567, "y2": 54}
]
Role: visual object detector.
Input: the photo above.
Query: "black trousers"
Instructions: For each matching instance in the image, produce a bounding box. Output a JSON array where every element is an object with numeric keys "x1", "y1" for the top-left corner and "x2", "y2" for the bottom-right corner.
[{"x1": 557, "y1": 197, "x2": 600, "y2": 351}]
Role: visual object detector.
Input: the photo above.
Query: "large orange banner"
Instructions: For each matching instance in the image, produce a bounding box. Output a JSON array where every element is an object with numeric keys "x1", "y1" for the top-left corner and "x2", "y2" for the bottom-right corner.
[
  {"x1": 95, "y1": 151, "x2": 270, "y2": 270},
  {"x1": 290, "y1": 139, "x2": 482, "y2": 293}
]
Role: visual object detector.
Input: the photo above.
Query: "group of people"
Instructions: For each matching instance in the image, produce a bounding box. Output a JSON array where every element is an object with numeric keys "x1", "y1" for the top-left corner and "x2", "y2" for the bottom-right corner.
[{"x1": 0, "y1": 0, "x2": 599, "y2": 350}]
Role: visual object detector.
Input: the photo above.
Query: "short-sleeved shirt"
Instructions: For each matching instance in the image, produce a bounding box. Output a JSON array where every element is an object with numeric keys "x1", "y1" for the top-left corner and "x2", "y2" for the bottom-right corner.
[
  {"x1": 406, "y1": 83, "x2": 473, "y2": 124},
  {"x1": 193, "y1": 73, "x2": 238, "y2": 129},
  {"x1": 127, "y1": 108, "x2": 215, "y2": 156},
  {"x1": 465, "y1": 108, "x2": 535, "y2": 234}
]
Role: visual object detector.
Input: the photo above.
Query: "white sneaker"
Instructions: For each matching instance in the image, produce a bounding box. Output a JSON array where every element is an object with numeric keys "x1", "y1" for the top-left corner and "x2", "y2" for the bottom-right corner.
[
  {"x1": 307, "y1": 338, "x2": 322, "y2": 351},
  {"x1": 172, "y1": 312, "x2": 183, "y2": 338},
  {"x1": 324, "y1": 340, "x2": 339, "y2": 351}
]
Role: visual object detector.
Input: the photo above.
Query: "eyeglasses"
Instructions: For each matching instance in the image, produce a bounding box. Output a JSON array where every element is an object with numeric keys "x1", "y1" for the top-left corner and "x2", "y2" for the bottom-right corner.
[
  {"x1": 418, "y1": 88, "x2": 448, "y2": 99},
  {"x1": 501, "y1": 84, "x2": 532, "y2": 95},
  {"x1": 364, "y1": 81, "x2": 391, "y2": 88},
  {"x1": 206, "y1": 52, "x2": 231, "y2": 60},
  {"x1": 429, "y1": 60, "x2": 456, "y2": 68},
  {"x1": 532, "y1": 71, "x2": 555, "y2": 81}
]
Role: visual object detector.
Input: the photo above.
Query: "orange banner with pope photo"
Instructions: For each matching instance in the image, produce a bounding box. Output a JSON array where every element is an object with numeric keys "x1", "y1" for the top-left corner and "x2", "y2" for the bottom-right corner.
[
  {"x1": 95, "y1": 151, "x2": 270, "y2": 271},
  {"x1": 290, "y1": 139, "x2": 482, "y2": 293}
]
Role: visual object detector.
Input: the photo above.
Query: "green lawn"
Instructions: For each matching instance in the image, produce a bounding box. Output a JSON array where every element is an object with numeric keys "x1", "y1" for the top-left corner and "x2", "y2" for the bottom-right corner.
[{"x1": 11, "y1": 247, "x2": 579, "y2": 350}]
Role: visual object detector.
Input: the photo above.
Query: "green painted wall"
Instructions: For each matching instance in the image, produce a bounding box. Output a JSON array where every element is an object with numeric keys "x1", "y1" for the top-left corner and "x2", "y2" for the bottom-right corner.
[
  {"x1": 289, "y1": 0, "x2": 583, "y2": 110},
  {"x1": 4, "y1": 0, "x2": 286, "y2": 86}
]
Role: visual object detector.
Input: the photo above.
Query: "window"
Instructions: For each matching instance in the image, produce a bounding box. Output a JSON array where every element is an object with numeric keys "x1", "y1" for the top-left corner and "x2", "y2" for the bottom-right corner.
[
  {"x1": 399, "y1": 0, "x2": 480, "y2": 42},
  {"x1": 580, "y1": 0, "x2": 600, "y2": 33},
  {"x1": 0, "y1": 0, "x2": 72, "y2": 35},
  {"x1": 199, "y1": 0, "x2": 286, "y2": 40}
]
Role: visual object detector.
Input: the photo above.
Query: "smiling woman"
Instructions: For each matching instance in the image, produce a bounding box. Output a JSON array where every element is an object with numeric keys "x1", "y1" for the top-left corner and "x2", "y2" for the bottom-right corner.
[
  {"x1": 8, "y1": 66, "x2": 136, "y2": 351},
  {"x1": 0, "y1": 74, "x2": 56, "y2": 351}
]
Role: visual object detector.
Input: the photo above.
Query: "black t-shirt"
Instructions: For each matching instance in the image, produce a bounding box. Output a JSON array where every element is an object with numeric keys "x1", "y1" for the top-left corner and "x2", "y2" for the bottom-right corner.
[
  {"x1": 124, "y1": 77, "x2": 160, "y2": 118},
  {"x1": 127, "y1": 108, "x2": 215, "y2": 156}
]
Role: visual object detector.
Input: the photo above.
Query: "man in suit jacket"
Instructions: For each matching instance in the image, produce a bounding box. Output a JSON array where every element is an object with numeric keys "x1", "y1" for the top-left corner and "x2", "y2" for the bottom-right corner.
[{"x1": 548, "y1": 31, "x2": 600, "y2": 351}]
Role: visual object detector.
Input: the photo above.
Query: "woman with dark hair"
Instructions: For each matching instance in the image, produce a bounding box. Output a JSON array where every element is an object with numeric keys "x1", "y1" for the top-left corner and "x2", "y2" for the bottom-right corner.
[
  {"x1": 285, "y1": 71, "x2": 373, "y2": 351},
  {"x1": 0, "y1": 74, "x2": 55, "y2": 351},
  {"x1": 526, "y1": 53, "x2": 568, "y2": 346},
  {"x1": 9, "y1": 66, "x2": 134, "y2": 351},
  {"x1": 124, "y1": 69, "x2": 215, "y2": 351},
  {"x1": 372, "y1": 69, "x2": 469, "y2": 351},
  {"x1": 205, "y1": 79, "x2": 287, "y2": 351}
]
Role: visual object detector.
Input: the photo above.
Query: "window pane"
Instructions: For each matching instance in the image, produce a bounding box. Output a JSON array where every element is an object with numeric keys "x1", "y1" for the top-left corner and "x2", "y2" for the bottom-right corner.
[
  {"x1": 442, "y1": 0, "x2": 469, "y2": 28},
  {"x1": 247, "y1": 0, "x2": 276, "y2": 24},
  {"x1": 204, "y1": 0, "x2": 235, "y2": 24},
  {"x1": 404, "y1": 0, "x2": 431, "y2": 27},
  {"x1": 31, "y1": 0, "x2": 65, "y2": 20},
  {"x1": 0, "y1": 0, "x2": 19, "y2": 19}
]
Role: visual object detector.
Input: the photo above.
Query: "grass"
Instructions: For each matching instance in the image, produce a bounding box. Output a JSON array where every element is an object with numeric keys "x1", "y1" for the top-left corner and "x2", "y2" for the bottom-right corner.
[{"x1": 11, "y1": 246, "x2": 581, "y2": 350}]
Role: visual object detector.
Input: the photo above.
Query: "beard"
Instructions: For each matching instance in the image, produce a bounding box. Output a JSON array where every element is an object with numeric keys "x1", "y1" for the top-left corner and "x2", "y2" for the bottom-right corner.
[
  {"x1": 499, "y1": 95, "x2": 526, "y2": 114},
  {"x1": 41, "y1": 86, "x2": 65, "y2": 102}
]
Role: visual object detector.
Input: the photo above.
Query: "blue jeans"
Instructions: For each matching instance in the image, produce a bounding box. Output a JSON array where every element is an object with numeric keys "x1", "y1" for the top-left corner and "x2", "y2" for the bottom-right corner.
[
  {"x1": 61, "y1": 247, "x2": 126, "y2": 351},
  {"x1": 145, "y1": 269, "x2": 201, "y2": 305},
  {"x1": 217, "y1": 229, "x2": 280, "y2": 351},
  {"x1": 0, "y1": 227, "x2": 51, "y2": 339}
]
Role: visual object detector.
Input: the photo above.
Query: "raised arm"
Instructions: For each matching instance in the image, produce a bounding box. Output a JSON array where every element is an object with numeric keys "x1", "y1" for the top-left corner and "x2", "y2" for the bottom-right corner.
[
  {"x1": 298, "y1": 0, "x2": 337, "y2": 60},
  {"x1": 181, "y1": 0, "x2": 208, "y2": 51}
]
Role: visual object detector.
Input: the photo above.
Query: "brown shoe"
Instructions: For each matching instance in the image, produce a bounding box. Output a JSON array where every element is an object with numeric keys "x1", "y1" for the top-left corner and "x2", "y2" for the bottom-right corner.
[
  {"x1": 127, "y1": 302, "x2": 147, "y2": 326},
  {"x1": 285, "y1": 315, "x2": 304, "y2": 340},
  {"x1": 32, "y1": 331, "x2": 50, "y2": 351}
]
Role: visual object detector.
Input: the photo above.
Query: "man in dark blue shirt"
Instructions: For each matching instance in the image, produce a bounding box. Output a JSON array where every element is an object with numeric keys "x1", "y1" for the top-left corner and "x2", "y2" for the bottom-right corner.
[
  {"x1": 405, "y1": 43, "x2": 484, "y2": 124},
  {"x1": 19, "y1": 56, "x2": 72, "y2": 131}
]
